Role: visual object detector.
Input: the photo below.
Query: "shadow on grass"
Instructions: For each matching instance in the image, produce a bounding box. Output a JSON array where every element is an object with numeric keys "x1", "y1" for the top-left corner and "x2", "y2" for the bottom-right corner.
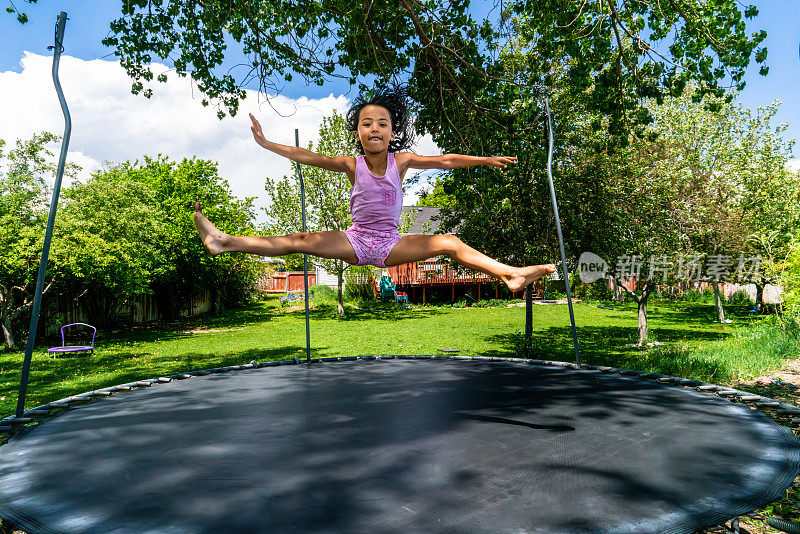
[
  {"x1": 480, "y1": 323, "x2": 739, "y2": 382},
  {"x1": 282, "y1": 302, "x2": 448, "y2": 322}
]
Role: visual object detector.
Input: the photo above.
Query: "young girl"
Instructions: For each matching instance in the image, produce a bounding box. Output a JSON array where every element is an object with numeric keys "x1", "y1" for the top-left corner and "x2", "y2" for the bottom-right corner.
[{"x1": 194, "y1": 86, "x2": 554, "y2": 292}]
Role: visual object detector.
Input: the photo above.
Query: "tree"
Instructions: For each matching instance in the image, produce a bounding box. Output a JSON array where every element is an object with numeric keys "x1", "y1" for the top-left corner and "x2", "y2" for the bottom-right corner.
[
  {"x1": 52, "y1": 167, "x2": 169, "y2": 323},
  {"x1": 415, "y1": 176, "x2": 455, "y2": 208},
  {"x1": 91, "y1": 1, "x2": 766, "y2": 140},
  {"x1": 0, "y1": 133, "x2": 66, "y2": 348},
  {"x1": 113, "y1": 156, "x2": 260, "y2": 316},
  {"x1": 264, "y1": 112, "x2": 356, "y2": 316},
  {"x1": 53, "y1": 156, "x2": 261, "y2": 327},
  {"x1": 640, "y1": 88, "x2": 798, "y2": 322},
  {"x1": 3, "y1": 0, "x2": 35, "y2": 24}
]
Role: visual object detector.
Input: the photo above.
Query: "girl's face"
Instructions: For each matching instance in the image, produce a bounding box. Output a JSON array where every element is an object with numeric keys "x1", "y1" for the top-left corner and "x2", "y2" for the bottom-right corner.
[{"x1": 356, "y1": 104, "x2": 395, "y2": 154}]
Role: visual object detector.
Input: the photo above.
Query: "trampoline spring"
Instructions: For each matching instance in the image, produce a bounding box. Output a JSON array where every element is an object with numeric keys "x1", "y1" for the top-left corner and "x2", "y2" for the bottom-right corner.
[
  {"x1": 0, "y1": 425, "x2": 12, "y2": 433},
  {"x1": 657, "y1": 377, "x2": 675, "y2": 383},
  {"x1": 3, "y1": 417, "x2": 32, "y2": 424},
  {"x1": 157, "y1": 377, "x2": 173, "y2": 383},
  {"x1": 757, "y1": 401, "x2": 782, "y2": 409},
  {"x1": 767, "y1": 516, "x2": 800, "y2": 534},
  {"x1": 698, "y1": 384, "x2": 720, "y2": 391},
  {"x1": 739, "y1": 395, "x2": 763, "y2": 402}
]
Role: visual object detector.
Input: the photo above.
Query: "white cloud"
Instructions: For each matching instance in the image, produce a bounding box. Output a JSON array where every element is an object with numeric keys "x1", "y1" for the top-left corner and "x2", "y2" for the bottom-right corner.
[
  {"x1": 0, "y1": 52, "x2": 441, "y2": 221},
  {"x1": 787, "y1": 159, "x2": 800, "y2": 173}
]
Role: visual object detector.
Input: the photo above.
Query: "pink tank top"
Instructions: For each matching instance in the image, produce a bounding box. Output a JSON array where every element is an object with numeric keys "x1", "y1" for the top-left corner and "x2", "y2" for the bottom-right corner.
[{"x1": 350, "y1": 152, "x2": 403, "y2": 232}]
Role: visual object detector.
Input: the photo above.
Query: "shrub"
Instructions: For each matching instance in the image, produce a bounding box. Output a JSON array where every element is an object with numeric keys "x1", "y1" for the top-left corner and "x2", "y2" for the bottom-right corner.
[
  {"x1": 310, "y1": 284, "x2": 336, "y2": 302},
  {"x1": 573, "y1": 280, "x2": 612, "y2": 301},
  {"x1": 783, "y1": 239, "x2": 800, "y2": 320},
  {"x1": 727, "y1": 289, "x2": 754, "y2": 306},
  {"x1": 344, "y1": 266, "x2": 376, "y2": 302}
]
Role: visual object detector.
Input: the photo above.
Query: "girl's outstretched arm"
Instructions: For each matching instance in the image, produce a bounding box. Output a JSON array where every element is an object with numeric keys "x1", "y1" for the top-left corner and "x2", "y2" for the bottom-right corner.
[
  {"x1": 250, "y1": 114, "x2": 355, "y2": 174},
  {"x1": 396, "y1": 152, "x2": 516, "y2": 175}
]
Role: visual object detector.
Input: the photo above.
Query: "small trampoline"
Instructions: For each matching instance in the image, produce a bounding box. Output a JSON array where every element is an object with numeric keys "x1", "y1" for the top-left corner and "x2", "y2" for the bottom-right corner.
[{"x1": 1, "y1": 355, "x2": 799, "y2": 533}]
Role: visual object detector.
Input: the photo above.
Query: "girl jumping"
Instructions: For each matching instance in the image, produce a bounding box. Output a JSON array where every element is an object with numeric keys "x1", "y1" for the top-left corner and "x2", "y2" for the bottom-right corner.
[{"x1": 194, "y1": 86, "x2": 555, "y2": 292}]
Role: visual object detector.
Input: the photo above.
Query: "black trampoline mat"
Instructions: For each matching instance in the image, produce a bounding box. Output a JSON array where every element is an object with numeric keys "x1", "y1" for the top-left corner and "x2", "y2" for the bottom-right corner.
[{"x1": 1, "y1": 358, "x2": 799, "y2": 533}]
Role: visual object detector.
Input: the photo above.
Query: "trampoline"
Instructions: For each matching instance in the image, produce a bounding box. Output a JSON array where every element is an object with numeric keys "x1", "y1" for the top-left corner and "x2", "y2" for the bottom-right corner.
[
  {"x1": 5, "y1": 12, "x2": 800, "y2": 534},
  {"x1": 2, "y1": 355, "x2": 800, "y2": 533}
]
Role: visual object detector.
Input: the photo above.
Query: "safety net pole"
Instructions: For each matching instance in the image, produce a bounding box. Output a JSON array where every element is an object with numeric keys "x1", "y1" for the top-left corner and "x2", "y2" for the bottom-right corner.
[
  {"x1": 544, "y1": 99, "x2": 581, "y2": 365},
  {"x1": 16, "y1": 12, "x2": 71, "y2": 418},
  {"x1": 294, "y1": 129, "x2": 311, "y2": 363}
]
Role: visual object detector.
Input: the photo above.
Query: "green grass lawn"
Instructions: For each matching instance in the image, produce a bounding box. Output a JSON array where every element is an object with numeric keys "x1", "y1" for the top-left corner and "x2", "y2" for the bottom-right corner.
[{"x1": 1, "y1": 296, "x2": 796, "y2": 416}]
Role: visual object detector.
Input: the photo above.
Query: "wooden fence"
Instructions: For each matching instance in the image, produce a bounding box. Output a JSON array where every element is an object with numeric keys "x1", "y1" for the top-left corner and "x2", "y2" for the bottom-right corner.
[
  {"x1": 41, "y1": 290, "x2": 213, "y2": 336},
  {"x1": 258, "y1": 271, "x2": 318, "y2": 293}
]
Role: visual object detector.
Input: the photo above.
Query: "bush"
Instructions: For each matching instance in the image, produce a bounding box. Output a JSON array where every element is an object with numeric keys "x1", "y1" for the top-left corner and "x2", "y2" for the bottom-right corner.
[
  {"x1": 344, "y1": 266, "x2": 376, "y2": 302},
  {"x1": 573, "y1": 280, "x2": 612, "y2": 302},
  {"x1": 310, "y1": 284, "x2": 336, "y2": 303},
  {"x1": 783, "y1": 239, "x2": 800, "y2": 320},
  {"x1": 727, "y1": 289, "x2": 754, "y2": 306},
  {"x1": 683, "y1": 287, "x2": 715, "y2": 304}
]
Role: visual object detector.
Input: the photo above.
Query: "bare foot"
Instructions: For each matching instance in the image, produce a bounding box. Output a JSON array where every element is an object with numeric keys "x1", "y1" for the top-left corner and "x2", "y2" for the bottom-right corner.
[
  {"x1": 504, "y1": 264, "x2": 556, "y2": 292},
  {"x1": 193, "y1": 202, "x2": 228, "y2": 255}
]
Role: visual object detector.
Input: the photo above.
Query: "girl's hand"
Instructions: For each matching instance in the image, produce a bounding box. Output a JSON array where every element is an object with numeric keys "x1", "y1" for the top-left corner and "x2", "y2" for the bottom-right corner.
[
  {"x1": 486, "y1": 156, "x2": 517, "y2": 168},
  {"x1": 250, "y1": 113, "x2": 268, "y2": 146}
]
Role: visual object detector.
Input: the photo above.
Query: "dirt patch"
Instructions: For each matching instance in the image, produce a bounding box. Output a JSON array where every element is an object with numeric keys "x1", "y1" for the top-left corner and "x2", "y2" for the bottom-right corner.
[{"x1": 184, "y1": 327, "x2": 245, "y2": 335}]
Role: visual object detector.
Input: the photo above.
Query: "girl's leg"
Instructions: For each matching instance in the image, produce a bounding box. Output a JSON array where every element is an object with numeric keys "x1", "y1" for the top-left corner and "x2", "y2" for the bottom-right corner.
[
  {"x1": 193, "y1": 203, "x2": 358, "y2": 264},
  {"x1": 384, "y1": 234, "x2": 555, "y2": 292}
]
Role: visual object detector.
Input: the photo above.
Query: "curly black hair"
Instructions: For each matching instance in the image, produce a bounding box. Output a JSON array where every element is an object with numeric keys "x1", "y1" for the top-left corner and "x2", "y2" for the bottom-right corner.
[{"x1": 346, "y1": 84, "x2": 415, "y2": 154}]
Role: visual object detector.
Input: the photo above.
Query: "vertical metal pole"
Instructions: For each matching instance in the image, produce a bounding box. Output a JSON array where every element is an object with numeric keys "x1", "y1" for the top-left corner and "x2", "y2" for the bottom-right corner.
[
  {"x1": 544, "y1": 99, "x2": 581, "y2": 365},
  {"x1": 524, "y1": 284, "x2": 533, "y2": 353},
  {"x1": 16, "y1": 12, "x2": 71, "y2": 418},
  {"x1": 294, "y1": 129, "x2": 311, "y2": 363}
]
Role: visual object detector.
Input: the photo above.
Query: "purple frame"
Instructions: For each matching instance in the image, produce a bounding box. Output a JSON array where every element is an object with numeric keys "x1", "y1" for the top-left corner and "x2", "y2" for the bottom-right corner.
[{"x1": 47, "y1": 323, "x2": 96, "y2": 356}]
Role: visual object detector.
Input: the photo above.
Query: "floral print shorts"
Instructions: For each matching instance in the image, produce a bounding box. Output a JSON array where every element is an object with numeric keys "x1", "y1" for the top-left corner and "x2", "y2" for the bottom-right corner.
[{"x1": 344, "y1": 225, "x2": 403, "y2": 268}]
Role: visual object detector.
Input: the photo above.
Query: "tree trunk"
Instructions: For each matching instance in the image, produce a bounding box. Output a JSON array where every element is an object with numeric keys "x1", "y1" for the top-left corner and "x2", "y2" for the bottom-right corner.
[
  {"x1": 755, "y1": 279, "x2": 765, "y2": 313},
  {"x1": 637, "y1": 297, "x2": 648, "y2": 346},
  {"x1": 611, "y1": 277, "x2": 624, "y2": 301},
  {"x1": 636, "y1": 283, "x2": 653, "y2": 346},
  {"x1": 337, "y1": 273, "x2": 345, "y2": 317},
  {"x1": 712, "y1": 282, "x2": 726, "y2": 322},
  {"x1": 2, "y1": 318, "x2": 15, "y2": 349}
]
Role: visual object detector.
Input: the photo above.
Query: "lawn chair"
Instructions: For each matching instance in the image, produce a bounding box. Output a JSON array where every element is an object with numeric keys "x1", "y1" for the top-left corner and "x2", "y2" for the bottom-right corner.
[
  {"x1": 379, "y1": 276, "x2": 395, "y2": 301},
  {"x1": 47, "y1": 323, "x2": 96, "y2": 358},
  {"x1": 380, "y1": 276, "x2": 408, "y2": 304}
]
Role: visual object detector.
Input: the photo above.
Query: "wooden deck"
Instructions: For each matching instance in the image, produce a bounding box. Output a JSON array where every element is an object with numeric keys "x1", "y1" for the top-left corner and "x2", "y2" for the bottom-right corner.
[
  {"x1": 388, "y1": 260, "x2": 494, "y2": 286},
  {"x1": 387, "y1": 260, "x2": 541, "y2": 303}
]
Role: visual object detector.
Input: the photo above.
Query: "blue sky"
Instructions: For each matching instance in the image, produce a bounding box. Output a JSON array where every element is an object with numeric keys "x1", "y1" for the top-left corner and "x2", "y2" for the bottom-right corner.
[{"x1": 1, "y1": 0, "x2": 798, "y2": 205}]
